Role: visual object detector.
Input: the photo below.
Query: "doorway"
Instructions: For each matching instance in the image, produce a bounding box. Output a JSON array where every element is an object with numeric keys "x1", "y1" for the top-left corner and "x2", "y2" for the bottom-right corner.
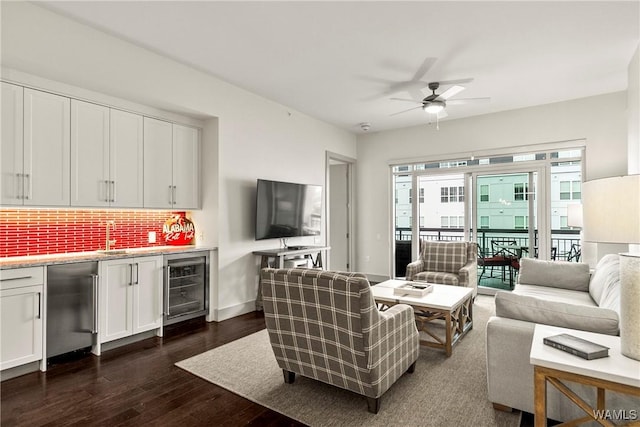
[{"x1": 326, "y1": 152, "x2": 355, "y2": 271}]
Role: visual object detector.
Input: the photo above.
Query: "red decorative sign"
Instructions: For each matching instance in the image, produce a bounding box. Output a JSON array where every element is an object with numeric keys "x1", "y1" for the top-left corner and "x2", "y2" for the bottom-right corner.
[{"x1": 162, "y1": 212, "x2": 195, "y2": 245}]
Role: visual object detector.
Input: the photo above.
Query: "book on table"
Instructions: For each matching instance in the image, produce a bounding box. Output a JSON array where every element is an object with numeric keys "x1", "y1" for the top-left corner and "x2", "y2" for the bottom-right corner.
[
  {"x1": 543, "y1": 333, "x2": 610, "y2": 360},
  {"x1": 393, "y1": 282, "x2": 433, "y2": 297}
]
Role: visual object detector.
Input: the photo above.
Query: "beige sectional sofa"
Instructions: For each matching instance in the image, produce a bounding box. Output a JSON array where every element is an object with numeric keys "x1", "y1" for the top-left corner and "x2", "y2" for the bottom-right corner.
[{"x1": 486, "y1": 254, "x2": 639, "y2": 422}]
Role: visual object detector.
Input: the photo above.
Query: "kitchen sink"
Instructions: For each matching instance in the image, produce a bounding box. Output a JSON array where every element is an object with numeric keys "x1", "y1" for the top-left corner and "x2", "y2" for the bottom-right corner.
[{"x1": 95, "y1": 249, "x2": 129, "y2": 255}]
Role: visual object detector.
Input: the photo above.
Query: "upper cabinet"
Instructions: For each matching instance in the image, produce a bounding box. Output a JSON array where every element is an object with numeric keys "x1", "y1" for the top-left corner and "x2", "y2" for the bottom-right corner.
[
  {"x1": 144, "y1": 118, "x2": 200, "y2": 209},
  {"x1": 2, "y1": 85, "x2": 71, "y2": 206},
  {"x1": 71, "y1": 101, "x2": 144, "y2": 207},
  {"x1": 2, "y1": 81, "x2": 200, "y2": 210},
  {"x1": 1, "y1": 82, "x2": 24, "y2": 205},
  {"x1": 172, "y1": 124, "x2": 200, "y2": 209},
  {"x1": 111, "y1": 109, "x2": 144, "y2": 207},
  {"x1": 71, "y1": 100, "x2": 110, "y2": 207}
]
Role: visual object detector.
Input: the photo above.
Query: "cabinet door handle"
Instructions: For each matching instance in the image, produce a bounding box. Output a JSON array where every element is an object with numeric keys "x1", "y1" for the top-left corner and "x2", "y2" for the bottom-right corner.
[
  {"x1": 24, "y1": 173, "x2": 31, "y2": 200},
  {"x1": 16, "y1": 173, "x2": 24, "y2": 199},
  {"x1": 0, "y1": 275, "x2": 33, "y2": 282},
  {"x1": 129, "y1": 263, "x2": 134, "y2": 286},
  {"x1": 91, "y1": 274, "x2": 99, "y2": 333},
  {"x1": 172, "y1": 186, "x2": 177, "y2": 205},
  {"x1": 165, "y1": 266, "x2": 171, "y2": 316},
  {"x1": 105, "y1": 180, "x2": 110, "y2": 202},
  {"x1": 110, "y1": 181, "x2": 116, "y2": 203},
  {"x1": 36, "y1": 292, "x2": 41, "y2": 319},
  {"x1": 133, "y1": 263, "x2": 139, "y2": 285},
  {"x1": 168, "y1": 185, "x2": 173, "y2": 205}
]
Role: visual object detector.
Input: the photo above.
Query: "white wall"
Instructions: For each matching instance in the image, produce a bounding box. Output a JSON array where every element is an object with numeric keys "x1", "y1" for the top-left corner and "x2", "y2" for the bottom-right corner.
[
  {"x1": 629, "y1": 45, "x2": 639, "y2": 175},
  {"x1": 1, "y1": 2, "x2": 357, "y2": 320},
  {"x1": 356, "y1": 93, "x2": 628, "y2": 276}
]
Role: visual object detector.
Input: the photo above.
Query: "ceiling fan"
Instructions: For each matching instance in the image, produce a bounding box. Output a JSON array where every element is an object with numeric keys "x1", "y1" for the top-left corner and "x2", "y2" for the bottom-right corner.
[{"x1": 390, "y1": 81, "x2": 490, "y2": 118}]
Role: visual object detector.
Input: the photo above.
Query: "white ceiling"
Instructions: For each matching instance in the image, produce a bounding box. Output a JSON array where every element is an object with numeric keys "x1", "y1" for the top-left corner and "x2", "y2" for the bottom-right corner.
[{"x1": 38, "y1": 1, "x2": 639, "y2": 133}]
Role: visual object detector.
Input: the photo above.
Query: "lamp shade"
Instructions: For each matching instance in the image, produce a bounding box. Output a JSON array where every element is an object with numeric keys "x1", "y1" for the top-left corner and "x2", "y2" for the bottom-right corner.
[
  {"x1": 567, "y1": 203, "x2": 583, "y2": 228},
  {"x1": 582, "y1": 175, "x2": 640, "y2": 244}
]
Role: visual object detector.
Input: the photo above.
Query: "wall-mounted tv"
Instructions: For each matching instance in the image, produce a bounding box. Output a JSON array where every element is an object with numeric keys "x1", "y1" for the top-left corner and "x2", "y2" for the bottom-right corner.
[{"x1": 255, "y1": 179, "x2": 323, "y2": 240}]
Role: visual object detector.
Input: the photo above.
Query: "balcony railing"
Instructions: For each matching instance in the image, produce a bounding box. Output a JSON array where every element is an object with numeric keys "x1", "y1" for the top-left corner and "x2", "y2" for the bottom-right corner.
[{"x1": 395, "y1": 227, "x2": 581, "y2": 266}]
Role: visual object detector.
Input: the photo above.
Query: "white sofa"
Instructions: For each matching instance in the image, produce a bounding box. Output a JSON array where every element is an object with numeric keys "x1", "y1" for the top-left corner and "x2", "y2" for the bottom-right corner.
[{"x1": 486, "y1": 254, "x2": 639, "y2": 422}]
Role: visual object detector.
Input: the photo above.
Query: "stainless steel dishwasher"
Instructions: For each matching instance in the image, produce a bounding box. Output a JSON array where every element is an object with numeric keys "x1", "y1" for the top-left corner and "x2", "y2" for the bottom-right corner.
[{"x1": 47, "y1": 262, "x2": 99, "y2": 358}]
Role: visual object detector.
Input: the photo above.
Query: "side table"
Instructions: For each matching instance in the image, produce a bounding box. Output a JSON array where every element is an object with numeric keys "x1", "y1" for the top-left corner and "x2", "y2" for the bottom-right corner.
[{"x1": 530, "y1": 324, "x2": 640, "y2": 426}]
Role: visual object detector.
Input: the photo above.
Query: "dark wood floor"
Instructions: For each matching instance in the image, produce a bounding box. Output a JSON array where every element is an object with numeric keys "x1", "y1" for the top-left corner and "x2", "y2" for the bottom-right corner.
[{"x1": 1, "y1": 312, "x2": 306, "y2": 427}]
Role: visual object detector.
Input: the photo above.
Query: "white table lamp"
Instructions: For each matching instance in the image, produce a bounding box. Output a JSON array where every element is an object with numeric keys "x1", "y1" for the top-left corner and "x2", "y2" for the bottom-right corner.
[{"x1": 582, "y1": 175, "x2": 640, "y2": 361}]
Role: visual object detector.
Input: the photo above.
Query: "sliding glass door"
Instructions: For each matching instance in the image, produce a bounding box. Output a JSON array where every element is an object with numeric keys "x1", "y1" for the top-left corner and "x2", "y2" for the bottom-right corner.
[
  {"x1": 393, "y1": 168, "x2": 413, "y2": 277},
  {"x1": 474, "y1": 171, "x2": 537, "y2": 260},
  {"x1": 390, "y1": 146, "x2": 584, "y2": 287}
]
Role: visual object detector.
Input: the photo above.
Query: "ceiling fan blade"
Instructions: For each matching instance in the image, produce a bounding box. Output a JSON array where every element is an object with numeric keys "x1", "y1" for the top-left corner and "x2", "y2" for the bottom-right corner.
[
  {"x1": 390, "y1": 98, "x2": 422, "y2": 104},
  {"x1": 412, "y1": 57, "x2": 437, "y2": 81},
  {"x1": 446, "y1": 97, "x2": 491, "y2": 105},
  {"x1": 390, "y1": 105, "x2": 423, "y2": 117},
  {"x1": 436, "y1": 78, "x2": 474, "y2": 86},
  {"x1": 439, "y1": 85, "x2": 465, "y2": 100}
]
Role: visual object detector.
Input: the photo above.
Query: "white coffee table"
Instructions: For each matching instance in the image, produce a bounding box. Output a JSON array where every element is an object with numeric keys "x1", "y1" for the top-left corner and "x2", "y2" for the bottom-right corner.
[
  {"x1": 371, "y1": 279, "x2": 473, "y2": 357},
  {"x1": 530, "y1": 324, "x2": 640, "y2": 426}
]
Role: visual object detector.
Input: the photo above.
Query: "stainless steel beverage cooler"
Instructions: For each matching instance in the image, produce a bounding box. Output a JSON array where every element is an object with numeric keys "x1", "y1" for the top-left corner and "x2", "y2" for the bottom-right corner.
[
  {"x1": 47, "y1": 262, "x2": 99, "y2": 358},
  {"x1": 163, "y1": 252, "x2": 209, "y2": 325}
]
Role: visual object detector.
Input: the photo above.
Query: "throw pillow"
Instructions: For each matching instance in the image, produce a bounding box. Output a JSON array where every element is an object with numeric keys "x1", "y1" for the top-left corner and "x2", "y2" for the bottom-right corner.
[
  {"x1": 588, "y1": 254, "x2": 620, "y2": 313},
  {"x1": 517, "y1": 258, "x2": 590, "y2": 291}
]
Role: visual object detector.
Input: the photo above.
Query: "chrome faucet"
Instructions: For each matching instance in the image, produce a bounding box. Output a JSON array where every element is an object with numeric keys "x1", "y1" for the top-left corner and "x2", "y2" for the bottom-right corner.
[{"x1": 105, "y1": 221, "x2": 116, "y2": 251}]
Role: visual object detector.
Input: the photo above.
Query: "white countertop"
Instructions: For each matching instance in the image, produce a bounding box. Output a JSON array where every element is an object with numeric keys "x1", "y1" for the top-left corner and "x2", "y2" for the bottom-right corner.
[{"x1": 0, "y1": 245, "x2": 217, "y2": 269}]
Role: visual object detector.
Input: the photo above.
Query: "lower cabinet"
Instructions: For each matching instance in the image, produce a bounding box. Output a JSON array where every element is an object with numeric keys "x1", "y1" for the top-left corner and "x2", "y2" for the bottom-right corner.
[
  {"x1": 99, "y1": 256, "x2": 163, "y2": 344},
  {"x1": 0, "y1": 267, "x2": 44, "y2": 371}
]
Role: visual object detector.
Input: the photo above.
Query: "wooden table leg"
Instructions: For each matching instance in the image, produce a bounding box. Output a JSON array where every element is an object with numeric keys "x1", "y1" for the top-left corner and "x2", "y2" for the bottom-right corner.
[
  {"x1": 445, "y1": 311, "x2": 453, "y2": 357},
  {"x1": 534, "y1": 366, "x2": 547, "y2": 427}
]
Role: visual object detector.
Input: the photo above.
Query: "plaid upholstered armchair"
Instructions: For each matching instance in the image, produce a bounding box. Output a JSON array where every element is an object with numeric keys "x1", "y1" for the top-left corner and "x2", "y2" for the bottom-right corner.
[
  {"x1": 405, "y1": 240, "x2": 478, "y2": 297},
  {"x1": 260, "y1": 268, "x2": 419, "y2": 414}
]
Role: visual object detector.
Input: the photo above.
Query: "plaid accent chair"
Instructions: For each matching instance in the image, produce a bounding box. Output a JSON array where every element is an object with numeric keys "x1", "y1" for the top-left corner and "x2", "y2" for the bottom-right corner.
[
  {"x1": 405, "y1": 241, "x2": 478, "y2": 297},
  {"x1": 260, "y1": 268, "x2": 419, "y2": 414}
]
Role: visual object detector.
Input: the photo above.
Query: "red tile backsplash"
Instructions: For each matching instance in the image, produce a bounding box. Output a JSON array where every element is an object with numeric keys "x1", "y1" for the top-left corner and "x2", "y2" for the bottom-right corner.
[{"x1": 0, "y1": 209, "x2": 189, "y2": 257}]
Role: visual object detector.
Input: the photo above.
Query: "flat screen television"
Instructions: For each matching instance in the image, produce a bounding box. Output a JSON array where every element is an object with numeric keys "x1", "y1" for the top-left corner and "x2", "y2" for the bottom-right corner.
[{"x1": 255, "y1": 179, "x2": 323, "y2": 240}]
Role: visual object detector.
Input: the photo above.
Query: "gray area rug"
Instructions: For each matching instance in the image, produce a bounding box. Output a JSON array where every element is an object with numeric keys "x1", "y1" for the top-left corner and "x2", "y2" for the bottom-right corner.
[{"x1": 176, "y1": 295, "x2": 520, "y2": 427}]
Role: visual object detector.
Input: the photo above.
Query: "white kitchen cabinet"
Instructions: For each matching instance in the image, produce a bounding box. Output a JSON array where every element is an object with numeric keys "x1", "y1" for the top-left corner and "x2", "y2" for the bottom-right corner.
[
  {"x1": 99, "y1": 256, "x2": 163, "y2": 344},
  {"x1": 144, "y1": 117, "x2": 200, "y2": 209},
  {"x1": 23, "y1": 88, "x2": 71, "y2": 206},
  {"x1": 71, "y1": 102, "x2": 144, "y2": 208},
  {"x1": 172, "y1": 124, "x2": 200, "y2": 209},
  {"x1": 71, "y1": 100, "x2": 110, "y2": 207},
  {"x1": 110, "y1": 109, "x2": 144, "y2": 207},
  {"x1": 0, "y1": 267, "x2": 44, "y2": 371},
  {"x1": 143, "y1": 117, "x2": 173, "y2": 208},
  {"x1": 1, "y1": 82, "x2": 24, "y2": 205}
]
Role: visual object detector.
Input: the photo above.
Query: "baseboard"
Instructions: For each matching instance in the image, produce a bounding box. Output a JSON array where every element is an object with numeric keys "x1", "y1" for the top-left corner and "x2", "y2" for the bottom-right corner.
[
  {"x1": 212, "y1": 301, "x2": 257, "y2": 321},
  {"x1": 0, "y1": 361, "x2": 40, "y2": 381},
  {"x1": 99, "y1": 330, "x2": 158, "y2": 353}
]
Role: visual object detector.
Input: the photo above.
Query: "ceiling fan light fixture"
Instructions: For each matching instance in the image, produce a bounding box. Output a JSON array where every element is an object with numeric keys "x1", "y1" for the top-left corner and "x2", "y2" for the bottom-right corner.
[{"x1": 423, "y1": 100, "x2": 445, "y2": 114}]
